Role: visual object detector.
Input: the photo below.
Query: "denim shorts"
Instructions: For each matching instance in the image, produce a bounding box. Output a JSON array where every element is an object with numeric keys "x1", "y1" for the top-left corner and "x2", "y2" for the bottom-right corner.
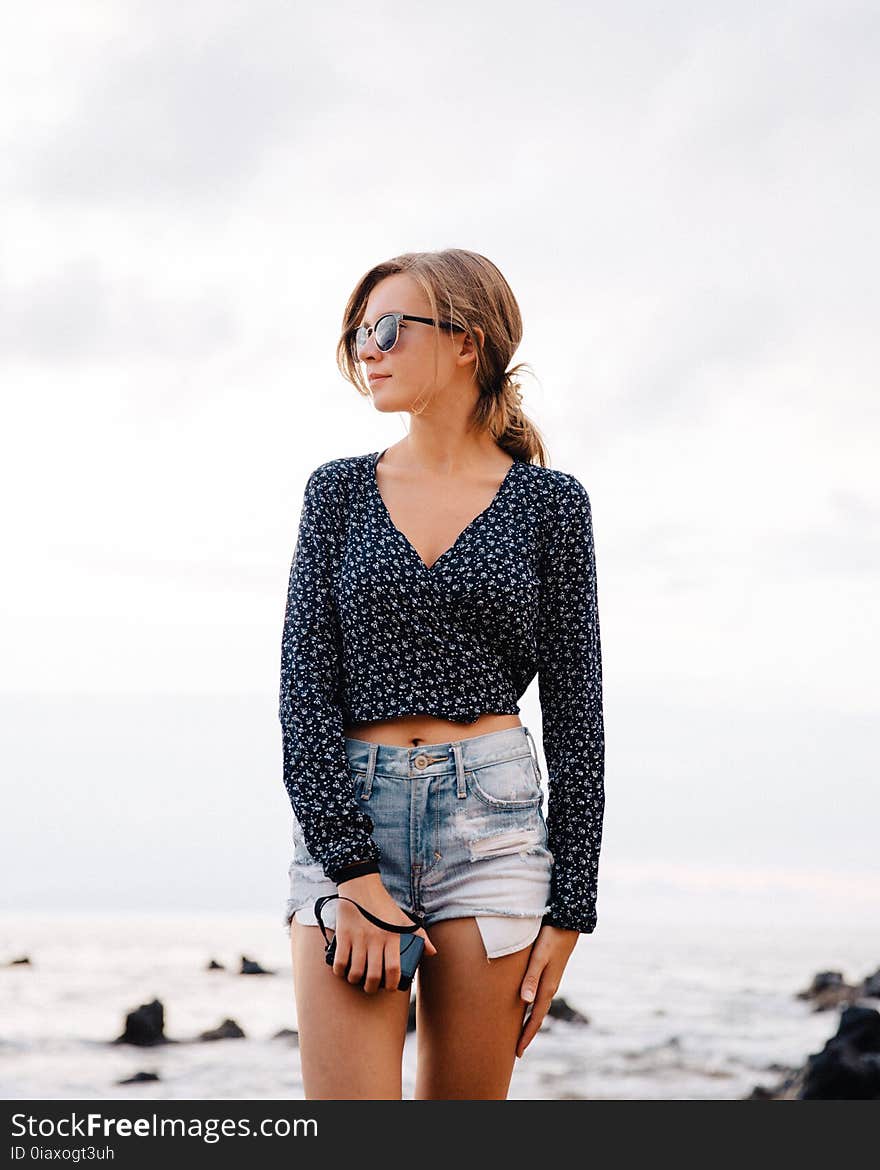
[{"x1": 282, "y1": 725, "x2": 554, "y2": 960}]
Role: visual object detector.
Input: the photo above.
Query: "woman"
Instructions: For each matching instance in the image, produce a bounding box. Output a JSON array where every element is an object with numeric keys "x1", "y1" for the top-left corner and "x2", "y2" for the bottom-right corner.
[{"x1": 279, "y1": 248, "x2": 605, "y2": 1100}]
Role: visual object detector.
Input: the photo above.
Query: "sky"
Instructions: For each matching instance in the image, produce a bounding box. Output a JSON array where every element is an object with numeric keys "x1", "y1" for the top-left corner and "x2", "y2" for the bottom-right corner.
[{"x1": 2, "y1": 1, "x2": 878, "y2": 928}]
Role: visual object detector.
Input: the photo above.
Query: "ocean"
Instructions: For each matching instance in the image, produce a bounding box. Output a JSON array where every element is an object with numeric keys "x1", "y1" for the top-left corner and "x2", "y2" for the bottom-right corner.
[{"x1": 3, "y1": 902, "x2": 877, "y2": 1101}]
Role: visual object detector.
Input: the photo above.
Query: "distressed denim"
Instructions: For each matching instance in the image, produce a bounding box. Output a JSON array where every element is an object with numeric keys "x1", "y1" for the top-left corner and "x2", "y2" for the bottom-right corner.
[{"x1": 283, "y1": 725, "x2": 554, "y2": 960}]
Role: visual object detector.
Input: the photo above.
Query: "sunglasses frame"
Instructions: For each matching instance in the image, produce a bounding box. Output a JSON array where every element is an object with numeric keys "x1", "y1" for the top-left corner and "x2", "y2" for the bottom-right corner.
[{"x1": 352, "y1": 312, "x2": 463, "y2": 358}]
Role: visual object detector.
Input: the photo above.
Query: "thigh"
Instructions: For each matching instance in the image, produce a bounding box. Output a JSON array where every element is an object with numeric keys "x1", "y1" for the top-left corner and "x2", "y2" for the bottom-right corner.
[
  {"x1": 290, "y1": 921, "x2": 412, "y2": 1100},
  {"x1": 413, "y1": 916, "x2": 532, "y2": 1100}
]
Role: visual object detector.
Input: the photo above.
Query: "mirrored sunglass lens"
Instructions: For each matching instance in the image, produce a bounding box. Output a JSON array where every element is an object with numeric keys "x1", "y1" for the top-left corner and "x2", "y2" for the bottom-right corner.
[
  {"x1": 375, "y1": 315, "x2": 398, "y2": 351},
  {"x1": 354, "y1": 326, "x2": 368, "y2": 353}
]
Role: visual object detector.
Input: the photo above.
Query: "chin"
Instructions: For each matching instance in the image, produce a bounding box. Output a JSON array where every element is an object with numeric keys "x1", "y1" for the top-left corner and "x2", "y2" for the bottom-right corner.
[{"x1": 370, "y1": 388, "x2": 411, "y2": 412}]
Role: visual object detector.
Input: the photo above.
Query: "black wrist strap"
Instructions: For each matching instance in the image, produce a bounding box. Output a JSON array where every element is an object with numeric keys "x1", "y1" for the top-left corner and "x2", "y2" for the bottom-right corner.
[{"x1": 313, "y1": 894, "x2": 423, "y2": 948}]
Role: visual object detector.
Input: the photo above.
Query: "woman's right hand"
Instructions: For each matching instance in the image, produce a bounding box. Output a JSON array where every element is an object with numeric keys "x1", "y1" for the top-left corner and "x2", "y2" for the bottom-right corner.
[{"x1": 330, "y1": 874, "x2": 437, "y2": 994}]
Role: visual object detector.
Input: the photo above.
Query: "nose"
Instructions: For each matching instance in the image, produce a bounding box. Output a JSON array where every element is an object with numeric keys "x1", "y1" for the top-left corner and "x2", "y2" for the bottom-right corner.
[{"x1": 356, "y1": 326, "x2": 381, "y2": 361}]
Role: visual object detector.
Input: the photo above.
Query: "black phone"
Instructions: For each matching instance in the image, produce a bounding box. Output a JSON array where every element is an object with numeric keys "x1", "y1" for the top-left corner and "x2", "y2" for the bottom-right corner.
[
  {"x1": 323, "y1": 930, "x2": 425, "y2": 991},
  {"x1": 315, "y1": 893, "x2": 426, "y2": 992}
]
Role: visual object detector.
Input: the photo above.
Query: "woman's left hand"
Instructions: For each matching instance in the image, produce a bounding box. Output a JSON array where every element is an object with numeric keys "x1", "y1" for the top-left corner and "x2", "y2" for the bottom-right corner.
[{"x1": 516, "y1": 924, "x2": 580, "y2": 1058}]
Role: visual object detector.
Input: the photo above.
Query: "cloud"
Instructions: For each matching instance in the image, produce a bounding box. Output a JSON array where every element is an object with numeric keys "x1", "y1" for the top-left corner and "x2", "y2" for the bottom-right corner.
[
  {"x1": 756, "y1": 490, "x2": 880, "y2": 580},
  {"x1": 0, "y1": 259, "x2": 237, "y2": 361},
  {"x1": 18, "y1": 9, "x2": 326, "y2": 204}
]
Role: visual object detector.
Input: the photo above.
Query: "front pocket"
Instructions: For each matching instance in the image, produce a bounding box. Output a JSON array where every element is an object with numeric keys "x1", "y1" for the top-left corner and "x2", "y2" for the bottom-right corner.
[{"x1": 466, "y1": 754, "x2": 543, "y2": 809}]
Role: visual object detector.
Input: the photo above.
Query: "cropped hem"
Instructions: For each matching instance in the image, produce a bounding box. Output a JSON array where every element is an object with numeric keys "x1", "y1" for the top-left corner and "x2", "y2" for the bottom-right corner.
[
  {"x1": 330, "y1": 858, "x2": 382, "y2": 883},
  {"x1": 542, "y1": 911, "x2": 596, "y2": 933},
  {"x1": 342, "y1": 702, "x2": 521, "y2": 726}
]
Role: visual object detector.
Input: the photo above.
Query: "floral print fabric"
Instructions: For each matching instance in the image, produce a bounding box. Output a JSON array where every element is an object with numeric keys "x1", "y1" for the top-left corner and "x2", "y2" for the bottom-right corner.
[{"x1": 278, "y1": 450, "x2": 605, "y2": 932}]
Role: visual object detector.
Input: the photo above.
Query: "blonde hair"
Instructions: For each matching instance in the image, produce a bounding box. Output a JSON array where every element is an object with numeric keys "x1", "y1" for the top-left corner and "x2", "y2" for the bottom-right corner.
[{"x1": 335, "y1": 248, "x2": 549, "y2": 466}]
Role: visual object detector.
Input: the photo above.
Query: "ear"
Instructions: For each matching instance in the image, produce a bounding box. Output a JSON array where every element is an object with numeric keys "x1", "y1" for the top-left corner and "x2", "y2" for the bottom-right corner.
[{"x1": 456, "y1": 324, "x2": 484, "y2": 366}]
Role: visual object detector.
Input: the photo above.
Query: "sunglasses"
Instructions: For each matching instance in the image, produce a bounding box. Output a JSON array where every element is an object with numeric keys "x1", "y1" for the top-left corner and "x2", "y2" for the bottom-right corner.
[{"x1": 351, "y1": 312, "x2": 463, "y2": 357}]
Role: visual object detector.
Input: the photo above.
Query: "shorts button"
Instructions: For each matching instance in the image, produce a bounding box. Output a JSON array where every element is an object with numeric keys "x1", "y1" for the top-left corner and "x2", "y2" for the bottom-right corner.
[{"x1": 414, "y1": 754, "x2": 428, "y2": 769}]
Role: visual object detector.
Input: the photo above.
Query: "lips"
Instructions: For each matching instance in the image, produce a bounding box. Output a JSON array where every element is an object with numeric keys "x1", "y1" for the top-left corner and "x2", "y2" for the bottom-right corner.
[{"x1": 368, "y1": 374, "x2": 391, "y2": 383}]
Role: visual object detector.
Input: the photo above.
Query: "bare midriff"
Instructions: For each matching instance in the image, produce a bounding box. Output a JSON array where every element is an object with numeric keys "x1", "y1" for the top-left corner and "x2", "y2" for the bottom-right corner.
[{"x1": 341, "y1": 712, "x2": 522, "y2": 749}]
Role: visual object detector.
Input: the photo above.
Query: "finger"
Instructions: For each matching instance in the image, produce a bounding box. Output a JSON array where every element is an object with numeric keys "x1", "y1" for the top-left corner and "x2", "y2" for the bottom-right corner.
[
  {"x1": 519, "y1": 957, "x2": 545, "y2": 1004},
  {"x1": 419, "y1": 928, "x2": 438, "y2": 956},
  {"x1": 345, "y1": 941, "x2": 367, "y2": 985},
  {"x1": 383, "y1": 939, "x2": 401, "y2": 992},
  {"x1": 516, "y1": 1000, "x2": 549, "y2": 1058},
  {"x1": 362, "y1": 942, "x2": 385, "y2": 995},
  {"x1": 331, "y1": 932, "x2": 350, "y2": 979}
]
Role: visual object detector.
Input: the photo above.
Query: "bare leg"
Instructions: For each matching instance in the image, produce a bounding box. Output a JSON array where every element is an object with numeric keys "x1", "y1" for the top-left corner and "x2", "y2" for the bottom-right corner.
[
  {"x1": 290, "y1": 920, "x2": 412, "y2": 1099},
  {"x1": 414, "y1": 917, "x2": 532, "y2": 1100}
]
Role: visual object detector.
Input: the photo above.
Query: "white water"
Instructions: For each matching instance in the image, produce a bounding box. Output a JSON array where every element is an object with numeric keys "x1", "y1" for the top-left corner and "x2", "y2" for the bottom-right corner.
[{"x1": 2, "y1": 906, "x2": 877, "y2": 1101}]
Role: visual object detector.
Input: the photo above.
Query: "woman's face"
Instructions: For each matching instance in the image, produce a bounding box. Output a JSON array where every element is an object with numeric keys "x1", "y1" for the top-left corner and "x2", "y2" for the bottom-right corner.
[{"x1": 356, "y1": 273, "x2": 475, "y2": 413}]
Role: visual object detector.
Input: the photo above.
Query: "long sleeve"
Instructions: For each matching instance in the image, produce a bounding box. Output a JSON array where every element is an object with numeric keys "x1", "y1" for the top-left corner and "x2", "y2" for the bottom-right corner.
[
  {"x1": 278, "y1": 465, "x2": 381, "y2": 884},
  {"x1": 536, "y1": 473, "x2": 605, "y2": 932}
]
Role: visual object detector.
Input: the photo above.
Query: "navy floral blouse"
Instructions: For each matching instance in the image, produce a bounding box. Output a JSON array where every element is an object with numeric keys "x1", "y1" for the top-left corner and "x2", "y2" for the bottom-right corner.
[{"x1": 278, "y1": 449, "x2": 605, "y2": 933}]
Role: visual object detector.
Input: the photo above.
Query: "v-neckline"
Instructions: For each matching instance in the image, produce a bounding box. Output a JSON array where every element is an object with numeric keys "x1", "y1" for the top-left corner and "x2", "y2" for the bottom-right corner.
[{"x1": 369, "y1": 448, "x2": 520, "y2": 575}]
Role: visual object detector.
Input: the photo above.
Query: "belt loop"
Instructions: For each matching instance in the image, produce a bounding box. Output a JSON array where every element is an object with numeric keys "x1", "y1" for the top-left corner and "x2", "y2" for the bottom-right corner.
[
  {"x1": 363, "y1": 742, "x2": 378, "y2": 799},
  {"x1": 523, "y1": 726, "x2": 542, "y2": 782},
  {"x1": 452, "y1": 741, "x2": 467, "y2": 799}
]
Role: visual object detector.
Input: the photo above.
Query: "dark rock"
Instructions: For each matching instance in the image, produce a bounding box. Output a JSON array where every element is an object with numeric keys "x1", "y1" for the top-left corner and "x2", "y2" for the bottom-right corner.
[
  {"x1": 6, "y1": 956, "x2": 31, "y2": 966},
  {"x1": 114, "y1": 999, "x2": 174, "y2": 1047},
  {"x1": 207, "y1": 959, "x2": 224, "y2": 970},
  {"x1": 861, "y1": 969, "x2": 880, "y2": 999},
  {"x1": 799, "y1": 1006, "x2": 880, "y2": 1099},
  {"x1": 407, "y1": 996, "x2": 416, "y2": 1032},
  {"x1": 799, "y1": 970, "x2": 845, "y2": 997},
  {"x1": 751, "y1": 1005, "x2": 880, "y2": 1099},
  {"x1": 547, "y1": 996, "x2": 590, "y2": 1025},
  {"x1": 272, "y1": 1028, "x2": 299, "y2": 1045},
  {"x1": 811, "y1": 988, "x2": 860, "y2": 1012},
  {"x1": 240, "y1": 956, "x2": 274, "y2": 975},
  {"x1": 746, "y1": 1084, "x2": 776, "y2": 1100},
  {"x1": 797, "y1": 969, "x2": 862, "y2": 1011},
  {"x1": 198, "y1": 1018, "x2": 246, "y2": 1041},
  {"x1": 796, "y1": 965, "x2": 880, "y2": 1010},
  {"x1": 116, "y1": 1071, "x2": 160, "y2": 1084}
]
